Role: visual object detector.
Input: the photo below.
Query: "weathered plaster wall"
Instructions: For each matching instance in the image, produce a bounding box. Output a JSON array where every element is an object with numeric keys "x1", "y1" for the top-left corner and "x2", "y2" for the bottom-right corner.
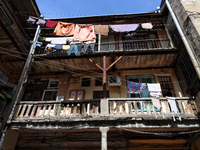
[
  {"x1": 67, "y1": 69, "x2": 182, "y2": 99},
  {"x1": 168, "y1": 0, "x2": 200, "y2": 62}
]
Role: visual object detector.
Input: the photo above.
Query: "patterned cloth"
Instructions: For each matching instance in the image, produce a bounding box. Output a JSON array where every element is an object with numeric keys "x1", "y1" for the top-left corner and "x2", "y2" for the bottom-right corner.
[{"x1": 127, "y1": 81, "x2": 146, "y2": 94}]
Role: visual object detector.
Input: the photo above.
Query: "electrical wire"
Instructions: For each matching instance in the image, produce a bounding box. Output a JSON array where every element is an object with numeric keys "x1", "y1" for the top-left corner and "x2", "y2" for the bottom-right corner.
[{"x1": 0, "y1": 46, "x2": 193, "y2": 97}]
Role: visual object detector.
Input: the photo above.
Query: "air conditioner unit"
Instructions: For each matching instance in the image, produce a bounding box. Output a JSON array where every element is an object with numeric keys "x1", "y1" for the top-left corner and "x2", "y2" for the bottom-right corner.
[{"x1": 108, "y1": 76, "x2": 122, "y2": 86}]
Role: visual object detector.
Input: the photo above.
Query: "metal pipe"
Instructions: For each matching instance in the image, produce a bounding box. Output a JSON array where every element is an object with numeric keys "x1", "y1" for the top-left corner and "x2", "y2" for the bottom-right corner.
[
  {"x1": 103, "y1": 56, "x2": 107, "y2": 99},
  {"x1": 0, "y1": 24, "x2": 41, "y2": 147},
  {"x1": 165, "y1": 0, "x2": 200, "y2": 79}
]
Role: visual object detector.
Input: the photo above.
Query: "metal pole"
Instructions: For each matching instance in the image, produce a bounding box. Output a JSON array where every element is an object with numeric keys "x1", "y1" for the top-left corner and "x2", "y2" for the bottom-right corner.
[
  {"x1": 103, "y1": 56, "x2": 107, "y2": 99},
  {"x1": 0, "y1": 24, "x2": 41, "y2": 147},
  {"x1": 165, "y1": 0, "x2": 200, "y2": 79}
]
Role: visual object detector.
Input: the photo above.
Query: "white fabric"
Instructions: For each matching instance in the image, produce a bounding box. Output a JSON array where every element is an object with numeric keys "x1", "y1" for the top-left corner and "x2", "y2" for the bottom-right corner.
[
  {"x1": 166, "y1": 97, "x2": 181, "y2": 121},
  {"x1": 147, "y1": 83, "x2": 162, "y2": 92},
  {"x1": 44, "y1": 37, "x2": 73, "y2": 44},
  {"x1": 141, "y1": 23, "x2": 153, "y2": 29},
  {"x1": 46, "y1": 44, "x2": 55, "y2": 47}
]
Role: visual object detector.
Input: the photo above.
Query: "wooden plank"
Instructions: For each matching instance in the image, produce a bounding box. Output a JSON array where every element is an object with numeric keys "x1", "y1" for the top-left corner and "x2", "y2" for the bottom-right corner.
[{"x1": 129, "y1": 139, "x2": 187, "y2": 144}]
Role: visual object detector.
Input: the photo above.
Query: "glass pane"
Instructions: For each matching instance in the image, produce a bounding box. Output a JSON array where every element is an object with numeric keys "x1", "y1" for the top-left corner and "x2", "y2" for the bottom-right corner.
[
  {"x1": 23, "y1": 93, "x2": 31, "y2": 100},
  {"x1": 49, "y1": 81, "x2": 59, "y2": 88},
  {"x1": 43, "y1": 91, "x2": 57, "y2": 101},
  {"x1": 35, "y1": 81, "x2": 48, "y2": 90},
  {"x1": 32, "y1": 91, "x2": 41, "y2": 101},
  {"x1": 81, "y1": 78, "x2": 91, "y2": 87},
  {"x1": 95, "y1": 77, "x2": 102, "y2": 86}
]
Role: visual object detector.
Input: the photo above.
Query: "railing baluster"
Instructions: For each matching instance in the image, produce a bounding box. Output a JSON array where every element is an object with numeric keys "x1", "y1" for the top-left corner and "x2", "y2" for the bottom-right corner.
[
  {"x1": 15, "y1": 105, "x2": 22, "y2": 118},
  {"x1": 62, "y1": 105, "x2": 66, "y2": 117},
  {"x1": 110, "y1": 101, "x2": 114, "y2": 115},
  {"x1": 67, "y1": 104, "x2": 71, "y2": 116},
  {"x1": 40, "y1": 105, "x2": 46, "y2": 117},
  {"x1": 30, "y1": 105, "x2": 37, "y2": 117},
  {"x1": 46, "y1": 104, "x2": 52, "y2": 117},
  {"x1": 122, "y1": 101, "x2": 126, "y2": 115},
  {"x1": 146, "y1": 101, "x2": 151, "y2": 115},
  {"x1": 24, "y1": 105, "x2": 32, "y2": 117},
  {"x1": 128, "y1": 101, "x2": 133, "y2": 115},
  {"x1": 56, "y1": 104, "x2": 62, "y2": 116},
  {"x1": 19, "y1": 104, "x2": 27, "y2": 118},
  {"x1": 35, "y1": 105, "x2": 42, "y2": 117},
  {"x1": 89, "y1": 102, "x2": 93, "y2": 115}
]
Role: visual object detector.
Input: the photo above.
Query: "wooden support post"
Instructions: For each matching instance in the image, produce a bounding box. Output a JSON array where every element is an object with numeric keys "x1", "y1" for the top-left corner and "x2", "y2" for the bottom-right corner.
[{"x1": 103, "y1": 56, "x2": 107, "y2": 99}]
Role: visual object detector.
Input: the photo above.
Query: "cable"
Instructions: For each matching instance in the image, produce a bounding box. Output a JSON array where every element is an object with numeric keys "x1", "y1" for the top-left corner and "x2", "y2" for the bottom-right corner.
[{"x1": 0, "y1": 47, "x2": 193, "y2": 97}]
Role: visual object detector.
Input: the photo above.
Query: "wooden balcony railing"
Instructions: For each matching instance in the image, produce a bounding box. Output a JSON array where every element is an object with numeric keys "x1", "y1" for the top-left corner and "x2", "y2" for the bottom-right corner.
[
  {"x1": 13, "y1": 97, "x2": 197, "y2": 120},
  {"x1": 34, "y1": 38, "x2": 172, "y2": 55},
  {"x1": 14, "y1": 99, "x2": 100, "y2": 119}
]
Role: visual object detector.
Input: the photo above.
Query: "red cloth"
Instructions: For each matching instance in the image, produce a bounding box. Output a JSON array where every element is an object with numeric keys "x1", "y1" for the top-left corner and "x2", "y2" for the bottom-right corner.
[{"x1": 46, "y1": 20, "x2": 58, "y2": 27}]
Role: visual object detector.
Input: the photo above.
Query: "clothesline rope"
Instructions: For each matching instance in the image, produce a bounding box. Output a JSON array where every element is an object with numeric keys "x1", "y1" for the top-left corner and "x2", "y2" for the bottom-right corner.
[{"x1": 0, "y1": 47, "x2": 194, "y2": 98}]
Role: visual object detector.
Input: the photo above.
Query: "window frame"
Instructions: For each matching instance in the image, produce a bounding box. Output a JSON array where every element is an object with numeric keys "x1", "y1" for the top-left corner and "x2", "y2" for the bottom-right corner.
[
  {"x1": 80, "y1": 77, "x2": 91, "y2": 87},
  {"x1": 47, "y1": 80, "x2": 60, "y2": 89},
  {"x1": 42, "y1": 89, "x2": 58, "y2": 101}
]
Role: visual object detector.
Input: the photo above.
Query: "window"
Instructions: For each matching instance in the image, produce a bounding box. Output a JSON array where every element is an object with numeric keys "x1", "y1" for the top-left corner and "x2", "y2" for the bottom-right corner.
[
  {"x1": 48, "y1": 80, "x2": 59, "y2": 88},
  {"x1": 22, "y1": 81, "x2": 48, "y2": 101},
  {"x1": 158, "y1": 76, "x2": 175, "y2": 97},
  {"x1": 126, "y1": 74, "x2": 156, "y2": 112},
  {"x1": 43, "y1": 90, "x2": 58, "y2": 101},
  {"x1": 81, "y1": 77, "x2": 91, "y2": 87},
  {"x1": 95, "y1": 77, "x2": 102, "y2": 86}
]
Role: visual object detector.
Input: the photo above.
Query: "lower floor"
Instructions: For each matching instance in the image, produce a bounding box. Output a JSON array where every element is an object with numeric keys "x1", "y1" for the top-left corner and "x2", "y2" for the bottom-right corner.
[{"x1": 2, "y1": 127, "x2": 200, "y2": 150}]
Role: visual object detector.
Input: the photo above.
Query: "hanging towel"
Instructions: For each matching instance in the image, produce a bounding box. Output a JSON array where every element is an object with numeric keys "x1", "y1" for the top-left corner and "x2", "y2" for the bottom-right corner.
[
  {"x1": 166, "y1": 97, "x2": 181, "y2": 121},
  {"x1": 127, "y1": 81, "x2": 146, "y2": 94},
  {"x1": 27, "y1": 16, "x2": 37, "y2": 24},
  {"x1": 36, "y1": 18, "x2": 46, "y2": 26},
  {"x1": 73, "y1": 24, "x2": 96, "y2": 41},
  {"x1": 46, "y1": 20, "x2": 58, "y2": 27},
  {"x1": 150, "y1": 92, "x2": 165, "y2": 119},
  {"x1": 147, "y1": 83, "x2": 162, "y2": 92},
  {"x1": 51, "y1": 38, "x2": 69, "y2": 44},
  {"x1": 141, "y1": 23, "x2": 153, "y2": 29},
  {"x1": 62, "y1": 45, "x2": 70, "y2": 51},
  {"x1": 94, "y1": 25, "x2": 109, "y2": 35},
  {"x1": 109, "y1": 24, "x2": 139, "y2": 32},
  {"x1": 53, "y1": 22, "x2": 75, "y2": 36}
]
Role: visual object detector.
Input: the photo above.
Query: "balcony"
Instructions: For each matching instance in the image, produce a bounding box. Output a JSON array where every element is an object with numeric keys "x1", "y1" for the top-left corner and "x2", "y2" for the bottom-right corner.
[
  {"x1": 13, "y1": 97, "x2": 198, "y2": 122},
  {"x1": 33, "y1": 38, "x2": 173, "y2": 56}
]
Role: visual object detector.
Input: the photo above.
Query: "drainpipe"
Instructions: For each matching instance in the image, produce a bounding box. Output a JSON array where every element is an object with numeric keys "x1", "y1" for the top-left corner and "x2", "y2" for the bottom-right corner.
[
  {"x1": 163, "y1": 0, "x2": 200, "y2": 79},
  {"x1": 0, "y1": 23, "x2": 41, "y2": 147}
]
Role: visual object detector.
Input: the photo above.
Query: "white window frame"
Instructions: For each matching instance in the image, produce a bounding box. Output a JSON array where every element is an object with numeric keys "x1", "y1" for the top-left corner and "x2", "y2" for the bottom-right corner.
[
  {"x1": 94, "y1": 77, "x2": 103, "y2": 87},
  {"x1": 80, "y1": 77, "x2": 91, "y2": 87},
  {"x1": 47, "y1": 80, "x2": 60, "y2": 88},
  {"x1": 42, "y1": 89, "x2": 58, "y2": 101}
]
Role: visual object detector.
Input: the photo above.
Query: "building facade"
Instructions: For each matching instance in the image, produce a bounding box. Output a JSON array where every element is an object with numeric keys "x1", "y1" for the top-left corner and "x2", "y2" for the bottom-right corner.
[{"x1": 0, "y1": 0, "x2": 200, "y2": 150}]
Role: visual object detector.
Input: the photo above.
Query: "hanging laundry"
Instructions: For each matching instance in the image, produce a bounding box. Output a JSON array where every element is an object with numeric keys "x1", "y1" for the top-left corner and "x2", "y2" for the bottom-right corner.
[
  {"x1": 53, "y1": 22, "x2": 75, "y2": 36},
  {"x1": 46, "y1": 20, "x2": 58, "y2": 27},
  {"x1": 94, "y1": 25, "x2": 109, "y2": 35},
  {"x1": 73, "y1": 24, "x2": 96, "y2": 41},
  {"x1": 122, "y1": 31, "x2": 137, "y2": 37},
  {"x1": 141, "y1": 23, "x2": 153, "y2": 29},
  {"x1": 166, "y1": 97, "x2": 181, "y2": 121},
  {"x1": 68, "y1": 45, "x2": 82, "y2": 56},
  {"x1": 54, "y1": 45, "x2": 63, "y2": 50},
  {"x1": 127, "y1": 81, "x2": 146, "y2": 94},
  {"x1": 51, "y1": 37, "x2": 73, "y2": 45},
  {"x1": 36, "y1": 18, "x2": 46, "y2": 26},
  {"x1": 147, "y1": 83, "x2": 162, "y2": 92},
  {"x1": 27, "y1": 16, "x2": 37, "y2": 24},
  {"x1": 150, "y1": 92, "x2": 165, "y2": 119},
  {"x1": 109, "y1": 24, "x2": 139, "y2": 32},
  {"x1": 82, "y1": 43, "x2": 95, "y2": 55},
  {"x1": 62, "y1": 45, "x2": 70, "y2": 51},
  {"x1": 148, "y1": 83, "x2": 165, "y2": 119},
  {"x1": 35, "y1": 42, "x2": 43, "y2": 46}
]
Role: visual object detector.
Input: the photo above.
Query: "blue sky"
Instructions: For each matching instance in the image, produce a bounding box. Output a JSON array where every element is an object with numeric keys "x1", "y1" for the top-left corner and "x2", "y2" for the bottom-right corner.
[{"x1": 36, "y1": 0, "x2": 162, "y2": 19}]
